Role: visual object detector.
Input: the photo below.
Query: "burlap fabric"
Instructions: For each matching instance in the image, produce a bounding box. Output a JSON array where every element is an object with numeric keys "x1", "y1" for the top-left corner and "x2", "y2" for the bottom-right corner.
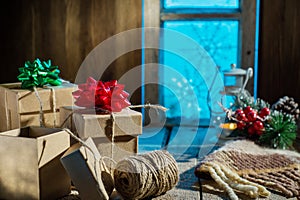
[{"x1": 195, "y1": 140, "x2": 300, "y2": 200}]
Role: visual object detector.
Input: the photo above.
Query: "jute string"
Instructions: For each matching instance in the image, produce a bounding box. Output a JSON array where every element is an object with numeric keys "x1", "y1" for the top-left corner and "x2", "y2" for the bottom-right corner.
[
  {"x1": 61, "y1": 105, "x2": 179, "y2": 199},
  {"x1": 47, "y1": 79, "x2": 71, "y2": 127},
  {"x1": 114, "y1": 150, "x2": 179, "y2": 199},
  {"x1": 48, "y1": 87, "x2": 57, "y2": 127},
  {"x1": 110, "y1": 112, "x2": 115, "y2": 165},
  {"x1": 33, "y1": 86, "x2": 58, "y2": 128},
  {"x1": 33, "y1": 87, "x2": 45, "y2": 127},
  {"x1": 59, "y1": 104, "x2": 168, "y2": 170},
  {"x1": 60, "y1": 104, "x2": 168, "y2": 129}
]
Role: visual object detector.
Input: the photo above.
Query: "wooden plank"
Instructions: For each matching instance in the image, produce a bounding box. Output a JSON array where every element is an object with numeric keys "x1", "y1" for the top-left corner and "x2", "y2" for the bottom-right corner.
[
  {"x1": 239, "y1": 0, "x2": 257, "y2": 93},
  {"x1": 0, "y1": 0, "x2": 142, "y2": 105},
  {"x1": 258, "y1": 0, "x2": 300, "y2": 103},
  {"x1": 144, "y1": 0, "x2": 160, "y2": 105}
]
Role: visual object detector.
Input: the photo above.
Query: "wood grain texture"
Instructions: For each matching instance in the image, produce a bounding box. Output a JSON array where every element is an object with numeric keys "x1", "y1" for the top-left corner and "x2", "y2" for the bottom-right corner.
[
  {"x1": 258, "y1": 0, "x2": 300, "y2": 104},
  {"x1": 240, "y1": 0, "x2": 256, "y2": 93},
  {"x1": 0, "y1": 0, "x2": 142, "y2": 104},
  {"x1": 144, "y1": 0, "x2": 160, "y2": 104}
]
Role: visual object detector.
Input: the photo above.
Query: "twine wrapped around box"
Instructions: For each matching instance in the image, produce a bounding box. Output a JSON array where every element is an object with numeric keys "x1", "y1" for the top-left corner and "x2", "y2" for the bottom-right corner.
[
  {"x1": 60, "y1": 77, "x2": 167, "y2": 163},
  {"x1": 195, "y1": 140, "x2": 300, "y2": 200},
  {"x1": 18, "y1": 58, "x2": 62, "y2": 127},
  {"x1": 0, "y1": 82, "x2": 76, "y2": 131},
  {"x1": 0, "y1": 59, "x2": 76, "y2": 131},
  {"x1": 33, "y1": 86, "x2": 58, "y2": 127}
]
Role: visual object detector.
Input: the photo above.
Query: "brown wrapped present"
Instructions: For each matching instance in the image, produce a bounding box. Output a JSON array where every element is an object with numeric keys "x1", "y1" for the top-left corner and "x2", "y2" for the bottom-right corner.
[
  {"x1": 0, "y1": 127, "x2": 71, "y2": 200},
  {"x1": 60, "y1": 106, "x2": 142, "y2": 162},
  {"x1": 0, "y1": 82, "x2": 77, "y2": 131}
]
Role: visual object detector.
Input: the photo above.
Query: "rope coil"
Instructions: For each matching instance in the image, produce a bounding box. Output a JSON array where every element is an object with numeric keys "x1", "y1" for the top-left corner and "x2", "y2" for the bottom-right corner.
[{"x1": 114, "y1": 150, "x2": 179, "y2": 199}]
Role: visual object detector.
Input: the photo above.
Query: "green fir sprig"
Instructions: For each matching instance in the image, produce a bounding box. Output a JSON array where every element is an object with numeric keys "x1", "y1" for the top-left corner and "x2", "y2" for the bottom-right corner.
[
  {"x1": 233, "y1": 90, "x2": 270, "y2": 110},
  {"x1": 259, "y1": 111, "x2": 297, "y2": 149}
]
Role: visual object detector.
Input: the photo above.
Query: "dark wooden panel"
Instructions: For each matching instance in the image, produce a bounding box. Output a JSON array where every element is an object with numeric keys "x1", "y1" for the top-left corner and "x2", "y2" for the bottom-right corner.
[
  {"x1": 0, "y1": 0, "x2": 142, "y2": 103},
  {"x1": 258, "y1": 0, "x2": 300, "y2": 104}
]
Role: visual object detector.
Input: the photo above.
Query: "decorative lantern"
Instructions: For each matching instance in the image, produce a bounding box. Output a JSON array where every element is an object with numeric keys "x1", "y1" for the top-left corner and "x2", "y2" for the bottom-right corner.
[
  {"x1": 208, "y1": 64, "x2": 253, "y2": 125},
  {"x1": 222, "y1": 64, "x2": 253, "y2": 97}
]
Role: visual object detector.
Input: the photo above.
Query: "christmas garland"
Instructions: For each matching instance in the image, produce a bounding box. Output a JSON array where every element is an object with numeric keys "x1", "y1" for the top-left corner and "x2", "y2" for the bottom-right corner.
[{"x1": 224, "y1": 93, "x2": 298, "y2": 149}]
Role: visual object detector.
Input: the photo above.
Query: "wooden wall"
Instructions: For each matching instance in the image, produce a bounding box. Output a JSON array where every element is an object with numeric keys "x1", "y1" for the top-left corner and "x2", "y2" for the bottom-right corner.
[
  {"x1": 0, "y1": 0, "x2": 142, "y2": 103},
  {"x1": 2, "y1": 0, "x2": 300, "y2": 106},
  {"x1": 258, "y1": 0, "x2": 300, "y2": 104}
]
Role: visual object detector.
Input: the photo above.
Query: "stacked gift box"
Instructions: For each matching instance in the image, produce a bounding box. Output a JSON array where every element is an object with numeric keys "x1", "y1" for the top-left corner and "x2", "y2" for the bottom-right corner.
[
  {"x1": 60, "y1": 77, "x2": 142, "y2": 162},
  {"x1": 0, "y1": 59, "x2": 143, "y2": 199},
  {"x1": 0, "y1": 82, "x2": 76, "y2": 131},
  {"x1": 60, "y1": 106, "x2": 142, "y2": 162}
]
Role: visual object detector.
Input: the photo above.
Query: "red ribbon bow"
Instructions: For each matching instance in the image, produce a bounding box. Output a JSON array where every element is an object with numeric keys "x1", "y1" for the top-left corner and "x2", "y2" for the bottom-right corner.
[{"x1": 72, "y1": 77, "x2": 131, "y2": 112}]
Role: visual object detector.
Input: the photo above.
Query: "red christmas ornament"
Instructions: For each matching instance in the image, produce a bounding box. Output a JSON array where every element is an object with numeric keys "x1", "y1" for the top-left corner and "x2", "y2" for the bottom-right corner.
[
  {"x1": 237, "y1": 121, "x2": 246, "y2": 130},
  {"x1": 229, "y1": 105, "x2": 269, "y2": 139},
  {"x1": 243, "y1": 106, "x2": 253, "y2": 115},
  {"x1": 256, "y1": 130, "x2": 264, "y2": 136},
  {"x1": 247, "y1": 111, "x2": 257, "y2": 122},
  {"x1": 235, "y1": 109, "x2": 244, "y2": 114},
  {"x1": 247, "y1": 125, "x2": 256, "y2": 135},
  {"x1": 235, "y1": 112, "x2": 246, "y2": 121},
  {"x1": 72, "y1": 77, "x2": 131, "y2": 112},
  {"x1": 259, "y1": 107, "x2": 270, "y2": 118},
  {"x1": 253, "y1": 120, "x2": 264, "y2": 131}
]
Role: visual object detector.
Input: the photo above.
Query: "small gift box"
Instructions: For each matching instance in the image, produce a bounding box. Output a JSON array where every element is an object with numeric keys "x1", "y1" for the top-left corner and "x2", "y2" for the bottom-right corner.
[
  {"x1": 60, "y1": 137, "x2": 113, "y2": 200},
  {"x1": 60, "y1": 106, "x2": 142, "y2": 162},
  {"x1": 0, "y1": 82, "x2": 76, "y2": 131},
  {"x1": 60, "y1": 77, "x2": 142, "y2": 162},
  {"x1": 0, "y1": 126, "x2": 71, "y2": 200},
  {"x1": 0, "y1": 59, "x2": 77, "y2": 131}
]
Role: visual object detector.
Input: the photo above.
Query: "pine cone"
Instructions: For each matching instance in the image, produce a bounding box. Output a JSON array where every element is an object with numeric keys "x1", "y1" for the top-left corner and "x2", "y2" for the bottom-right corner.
[{"x1": 272, "y1": 96, "x2": 300, "y2": 121}]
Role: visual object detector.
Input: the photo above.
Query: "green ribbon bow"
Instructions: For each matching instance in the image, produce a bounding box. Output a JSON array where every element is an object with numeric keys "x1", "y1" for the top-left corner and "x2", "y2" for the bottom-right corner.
[{"x1": 17, "y1": 58, "x2": 62, "y2": 89}]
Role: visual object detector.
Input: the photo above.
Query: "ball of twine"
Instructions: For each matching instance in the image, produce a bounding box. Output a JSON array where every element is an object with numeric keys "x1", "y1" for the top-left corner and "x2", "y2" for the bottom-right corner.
[{"x1": 114, "y1": 150, "x2": 179, "y2": 199}]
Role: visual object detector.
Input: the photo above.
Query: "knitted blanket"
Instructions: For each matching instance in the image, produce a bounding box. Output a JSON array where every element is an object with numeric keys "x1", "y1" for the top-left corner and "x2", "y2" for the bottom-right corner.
[{"x1": 195, "y1": 140, "x2": 300, "y2": 200}]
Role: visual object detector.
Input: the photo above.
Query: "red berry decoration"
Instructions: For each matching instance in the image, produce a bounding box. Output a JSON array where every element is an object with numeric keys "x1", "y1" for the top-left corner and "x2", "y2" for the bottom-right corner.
[
  {"x1": 253, "y1": 120, "x2": 264, "y2": 131},
  {"x1": 256, "y1": 130, "x2": 263, "y2": 136},
  {"x1": 236, "y1": 112, "x2": 246, "y2": 121},
  {"x1": 247, "y1": 126, "x2": 256, "y2": 135},
  {"x1": 235, "y1": 109, "x2": 244, "y2": 114},
  {"x1": 259, "y1": 107, "x2": 270, "y2": 118},
  {"x1": 237, "y1": 121, "x2": 246, "y2": 130},
  {"x1": 243, "y1": 106, "x2": 253, "y2": 115},
  {"x1": 247, "y1": 111, "x2": 257, "y2": 122}
]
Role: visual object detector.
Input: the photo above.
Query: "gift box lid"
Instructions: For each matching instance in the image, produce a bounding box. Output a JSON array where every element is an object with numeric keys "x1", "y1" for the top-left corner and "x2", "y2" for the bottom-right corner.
[
  {"x1": 61, "y1": 106, "x2": 142, "y2": 138},
  {"x1": 0, "y1": 82, "x2": 77, "y2": 114}
]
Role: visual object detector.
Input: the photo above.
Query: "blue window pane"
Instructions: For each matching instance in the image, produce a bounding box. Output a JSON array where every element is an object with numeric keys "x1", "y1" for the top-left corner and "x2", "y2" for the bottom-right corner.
[
  {"x1": 160, "y1": 20, "x2": 239, "y2": 121},
  {"x1": 164, "y1": 0, "x2": 239, "y2": 9}
]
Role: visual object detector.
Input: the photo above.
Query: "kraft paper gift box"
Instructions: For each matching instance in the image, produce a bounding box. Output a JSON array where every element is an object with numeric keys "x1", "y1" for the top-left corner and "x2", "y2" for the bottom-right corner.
[
  {"x1": 60, "y1": 106, "x2": 142, "y2": 162},
  {"x1": 61, "y1": 137, "x2": 113, "y2": 200},
  {"x1": 0, "y1": 126, "x2": 71, "y2": 200},
  {"x1": 0, "y1": 82, "x2": 77, "y2": 131}
]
